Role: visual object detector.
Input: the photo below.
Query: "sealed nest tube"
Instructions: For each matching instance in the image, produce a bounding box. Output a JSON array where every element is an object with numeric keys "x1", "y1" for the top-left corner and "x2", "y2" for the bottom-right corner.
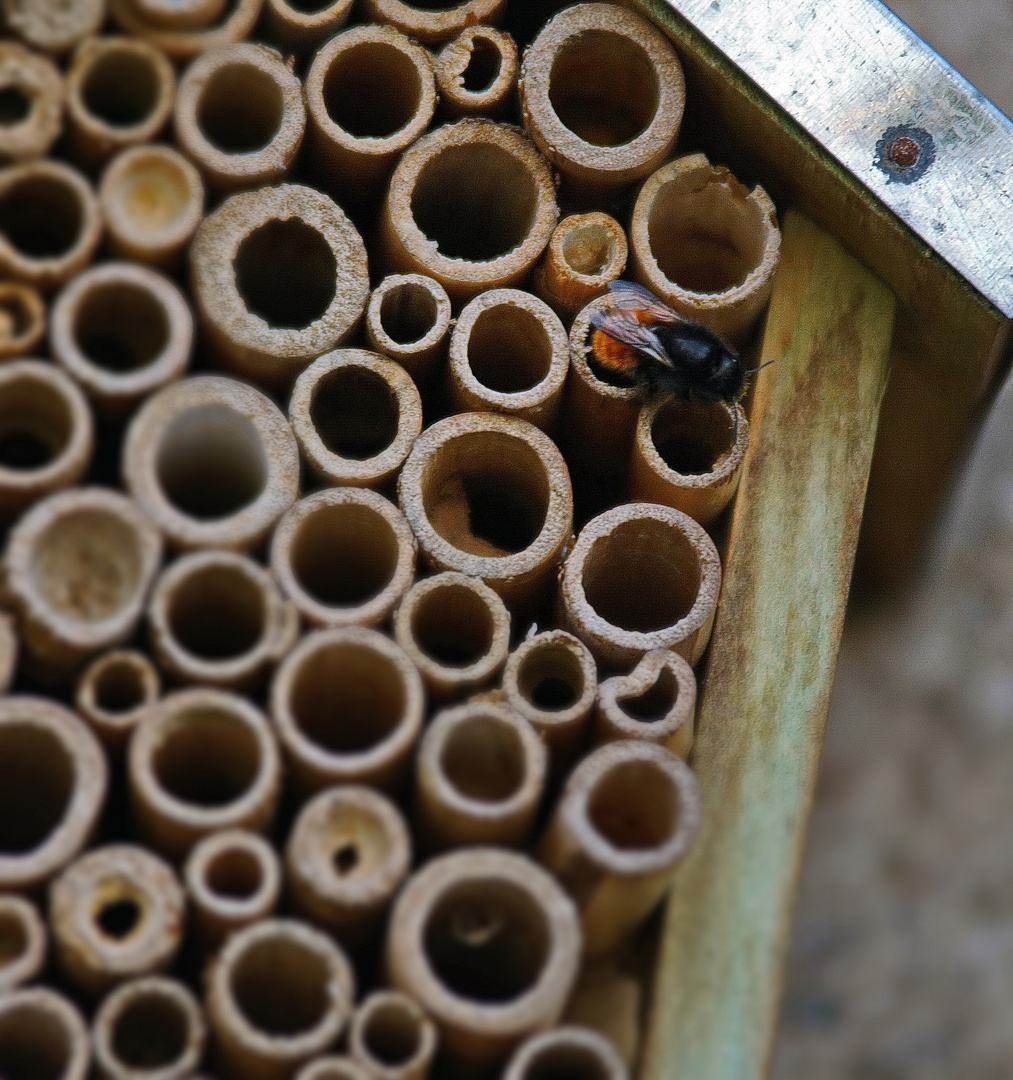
[{"x1": 0, "y1": 1, "x2": 805, "y2": 1078}]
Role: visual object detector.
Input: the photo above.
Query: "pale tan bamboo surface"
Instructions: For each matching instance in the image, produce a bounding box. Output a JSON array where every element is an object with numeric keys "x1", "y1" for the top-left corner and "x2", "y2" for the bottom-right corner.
[
  {"x1": 75, "y1": 649, "x2": 160, "y2": 749},
  {"x1": 435, "y1": 26, "x2": 518, "y2": 118},
  {"x1": 348, "y1": 991, "x2": 438, "y2": 1080},
  {"x1": 503, "y1": 1025, "x2": 629, "y2": 1080},
  {"x1": 534, "y1": 213, "x2": 628, "y2": 326},
  {"x1": 0, "y1": 281, "x2": 46, "y2": 358},
  {"x1": 263, "y1": 0, "x2": 353, "y2": 55},
  {"x1": 2, "y1": 0, "x2": 104, "y2": 54},
  {"x1": 364, "y1": 275, "x2": 452, "y2": 384},
  {"x1": 108, "y1": 0, "x2": 266, "y2": 61},
  {"x1": 0, "y1": 895, "x2": 47, "y2": 993},
  {"x1": 359, "y1": 0, "x2": 506, "y2": 45},
  {"x1": 297, "y1": 1058, "x2": 371, "y2": 1080},
  {"x1": 129, "y1": 0, "x2": 226, "y2": 31},
  {"x1": 0, "y1": 988, "x2": 91, "y2": 1080},
  {"x1": 0, "y1": 42, "x2": 63, "y2": 162}
]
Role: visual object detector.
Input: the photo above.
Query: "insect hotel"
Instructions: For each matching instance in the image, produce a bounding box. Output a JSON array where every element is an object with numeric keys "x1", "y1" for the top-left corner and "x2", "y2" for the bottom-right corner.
[{"x1": 0, "y1": 1, "x2": 1010, "y2": 1079}]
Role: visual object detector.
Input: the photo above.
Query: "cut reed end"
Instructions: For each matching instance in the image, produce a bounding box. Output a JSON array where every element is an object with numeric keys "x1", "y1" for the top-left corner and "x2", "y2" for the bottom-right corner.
[
  {"x1": 76, "y1": 649, "x2": 160, "y2": 750},
  {"x1": 436, "y1": 26, "x2": 518, "y2": 118},
  {"x1": 0, "y1": 42, "x2": 63, "y2": 163}
]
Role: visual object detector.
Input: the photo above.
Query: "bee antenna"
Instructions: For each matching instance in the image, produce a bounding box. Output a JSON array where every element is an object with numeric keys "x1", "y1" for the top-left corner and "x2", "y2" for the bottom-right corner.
[{"x1": 744, "y1": 359, "x2": 777, "y2": 375}]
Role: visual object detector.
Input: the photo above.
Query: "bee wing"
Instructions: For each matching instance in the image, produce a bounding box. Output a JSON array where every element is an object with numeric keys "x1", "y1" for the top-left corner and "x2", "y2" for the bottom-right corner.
[
  {"x1": 589, "y1": 309, "x2": 673, "y2": 369},
  {"x1": 606, "y1": 280, "x2": 684, "y2": 324}
]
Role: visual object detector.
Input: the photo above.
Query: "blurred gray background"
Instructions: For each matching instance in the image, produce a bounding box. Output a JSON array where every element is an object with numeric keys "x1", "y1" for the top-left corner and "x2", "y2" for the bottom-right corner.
[{"x1": 772, "y1": 2, "x2": 1013, "y2": 1077}]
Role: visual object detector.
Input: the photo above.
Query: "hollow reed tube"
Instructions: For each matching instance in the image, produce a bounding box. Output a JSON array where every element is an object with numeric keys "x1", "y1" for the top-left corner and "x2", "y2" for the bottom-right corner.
[
  {"x1": 0, "y1": 988, "x2": 90, "y2": 1080},
  {"x1": 297, "y1": 1059, "x2": 371, "y2": 1080},
  {"x1": 533, "y1": 213, "x2": 628, "y2": 326},
  {"x1": 263, "y1": 0, "x2": 352, "y2": 55},
  {"x1": 358, "y1": 0, "x2": 505, "y2": 45},
  {"x1": 364, "y1": 275, "x2": 452, "y2": 385},
  {"x1": 128, "y1": 0, "x2": 227, "y2": 30},
  {"x1": 349, "y1": 992, "x2": 437, "y2": 1080},
  {"x1": 0, "y1": 282, "x2": 46, "y2": 359},
  {"x1": 75, "y1": 649, "x2": 160, "y2": 751},
  {"x1": 435, "y1": 26, "x2": 518, "y2": 119},
  {"x1": 0, "y1": 896, "x2": 47, "y2": 993},
  {"x1": 107, "y1": 0, "x2": 265, "y2": 63},
  {"x1": 0, "y1": 42, "x2": 63, "y2": 163},
  {"x1": 0, "y1": 611, "x2": 15, "y2": 695},
  {"x1": 503, "y1": 1027, "x2": 628, "y2": 1080},
  {"x1": 2, "y1": 0, "x2": 103, "y2": 54}
]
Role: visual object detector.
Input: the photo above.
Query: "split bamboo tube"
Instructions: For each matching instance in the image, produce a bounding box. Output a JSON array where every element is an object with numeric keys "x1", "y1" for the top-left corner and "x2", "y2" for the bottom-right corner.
[
  {"x1": 123, "y1": 375, "x2": 300, "y2": 553},
  {"x1": 285, "y1": 785, "x2": 412, "y2": 949},
  {"x1": 271, "y1": 489, "x2": 417, "y2": 630},
  {"x1": 305, "y1": 26, "x2": 437, "y2": 206},
  {"x1": 297, "y1": 1058, "x2": 370, "y2": 1080},
  {"x1": 519, "y1": 4, "x2": 685, "y2": 202},
  {"x1": 0, "y1": 282, "x2": 46, "y2": 359},
  {"x1": 397, "y1": 412, "x2": 573, "y2": 613},
  {"x1": 92, "y1": 977, "x2": 206, "y2": 1080},
  {"x1": 129, "y1": 688, "x2": 282, "y2": 859},
  {"x1": 435, "y1": 26, "x2": 518, "y2": 119},
  {"x1": 349, "y1": 992, "x2": 437, "y2": 1080},
  {"x1": 503, "y1": 1027, "x2": 627, "y2": 1080},
  {"x1": 377, "y1": 119, "x2": 558, "y2": 305},
  {"x1": 364, "y1": 275, "x2": 452, "y2": 384},
  {"x1": 629, "y1": 153, "x2": 781, "y2": 343},
  {"x1": 148, "y1": 549, "x2": 297, "y2": 692},
  {"x1": 0, "y1": 896, "x2": 46, "y2": 993},
  {"x1": 392, "y1": 571, "x2": 510, "y2": 704},
  {"x1": 0, "y1": 160, "x2": 102, "y2": 291},
  {"x1": 386, "y1": 848, "x2": 581, "y2": 1070},
  {"x1": 0, "y1": 989, "x2": 90, "y2": 1080},
  {"x1": 628, "y1": 398, "x2": 747, "y2": 527},
  {"x1": 65, "y1": 38, "x2": 175, "y2": 170},
  {"x1": 128, "y1": 0, "x2": 226, "y2": 30},
  {"x1": 99, "y1": 146, "x2": 204, "y2": 268},
  {"x1": 190, "y1": 184, "x2": 369, "y2": 392},
  {"x1": 175, "y1": 44, "x2": 305, "y2": 193},
  {"x1": 289, "y1": 350, "x2": 423, "y2": 489},
  {"x1": 184, "y1": 829, "x2": 281, "y2": 950},
  {"x1": 595, "y1": 648, "x2": 696, "y2": 760},
  {"x1": 539, "y1": 741, "x2": 701, "y2": 957},
  {"x1": 2, "y1": 0, "x2": 103, "y2": 54},
  {"x1": 49, "y1": 844, "x2": 185, "y2": 995},
  {"x1": 76, "y1": 649, "x2": 161, "y2": 751},
  {"x1": 270, "y1": 627, "x2": 425, "y2": 795},
  {"x1": 533, "y1": 214, "x2": 628, "y2": 326},
  {"x1": 0, "y1": 610, "x2": 16, "y2": 694},
  {"x1": 0, "y1": 360, "x2": 93, "y2": 517},
  {"x1": 206, "y1": 919, "x2": 355, "y2": 1080},
  {"x1": 415, "y1": 701, "x2": 547, "y2": 852},
  {"x1": 447, "y1": 289, "x2": 569, "y2": 432},
  {"x1": 264, "y1": 0, "x2": 352, "y2": 55},
  {"x1": 502, "y1": 630, "x2": 597, "y2": 768},
  {"x1": 3, "y1": 488, "x2": 162, "y2": 680},
  {"x1": 559, "y1": 503, "x2": 721, "y2": 670},
  {"x1": 359, "y1": 0, "x2": 505, "y2": 45},
  {"x1": 0, "y1": 697, "x2": 107, "y2": 893},
  {"x1": 51, "y1": 262, "x2": 193, "y2": 416},
  {"x1": 0, "y1": 42, "x2": 63, "y2": 163},
  {"x1": 108, "y1": 0, "x2": 265, "y2": 62}
]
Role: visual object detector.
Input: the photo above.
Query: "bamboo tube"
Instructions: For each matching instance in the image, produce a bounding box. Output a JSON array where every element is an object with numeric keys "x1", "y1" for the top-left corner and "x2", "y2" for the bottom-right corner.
[
  {"x1": 358, "y1": 0, "x2": 505, "y2": 45},
  {"x1": 0, "y1": 160, "x2": 102, "y2": 291},
  {"x1": 349, "y1": 992, "x2": 437, "y2": 1080},
  {"x1": 184, "y1": 829, "x2": 281, "y2": 950},
  {"x1": 533, "y1": 214, "x2": 628, "y2": 326},
  {"x1": 50, "y1": 262, "x2": 193, "y2": 417},
  {"x1": 415, "y1": 701, "x2": 547, "y2": 852},
  {"x1": 1, "y1": 0, "x2": 103, "y2": 54},
  {"x1": 270, "y1": 627, "x2": 425, "y2": 795},
  {"x1": 123, "y1": 375, "x2": 300, "y2": 553},
  {"x1": 501, "y1": 630, "x2": 597, "y2": 768},
  {"x1": 0, "y1": 989, "x2": 90, "y2": 1080},
  {"x1": 92, "y1": 977, "x2": 206, "y2": 1080},
  {"x1": 377, "y1": 119, "x2": 558, "y2": 305},
  {"x1": 563, "y1": 963, "x2": 640, "y2": 1071},
  {"x1": 595, "y1": 648, "x2": 696, "y2": 760},
  {"x1": 129, "y1": 0, "x2": 226, "y2": 30},
  {"x1": 0, "y1": 282, "x2": 46, "y2": 359},
  {"x1": 0, "y1": 609, "x2": 16, "y2": 694},
  {"x1": 289, "y1": 349, "x2": 423, "y2": 489},
  {"x1": 629, "y1": 153, "x2": 781, "y2": 343},
  {"x1": 175, "y1": 44, "x2": 305, "y2": 194},
  {"x1": 50, "y1": 845, "x2": 185, "y2": 995},
  {"x1": 3, "y1": 488, "x2": 162, "y2": 681},
  {"x1": 190, "y1": 184, "x2": 369, "y2": 392},
  {"x1": 298, "y1": 1057, "x2": 371, "y2": 1080},
  {"x1": 364, "y1": 275, "x2": 452, "y2": 385},
  {"x1": 0, "y1": 360, "x2": 93, "y2": 518},
  {"x1": 435, "y1": 26, "x2": 517, "y2": 119},
  {"x1": 305, "y1": 26, "x2": 437, "y2": 207},
  {"x1": 392, "y1": 571, "x2": 510, "y2": 704},
  {"x1": 129, "y1": 688, "x2": 282, "y2": 859},
  {"x1": 264, "y1": 0, "x2": 352, "y2": 55},
  {"x1": 628, "y1": 398, "x2": 747, "y2": 527},
  {"x1": 76, "y1": 649, "x2": 161, "y2": 751},
  {"x1": 0, "y1": 896, "x2": 47, "y2": 993},
  {"x1": 447, "y1": 289, "x2": 569, "y2": 433},
  {"x1": 270, "y1": 489, "x2": 417, "y2": 630},
  {"x1": 519, "y1": 4, "x2": 685, "y2": 203},
  {"x1": 285, "y1": 785, "x2": 412, "y2": 950},
  {"x1": 99, "y1": 146, "x2": 204, "y2": 268},
  {"x1": 0, "y1": 42, "x2": 63, "y2": 163},
  {"x1": 206, "y1": 918, "x2": 355, "y2": 1080},
  {"x1": 109, "y1": 0, "x2": 267, "y2": 63},
  {"x1": 386, "y1": 848, "x2": 581, "y2": 1070},
  {"x1": 65, "y1": 38, "x2": 175, "y2": 170},
  {"x1": 0, "y1": 696, "x2": 107, "y2": 893},
  {"x1": 558, "y1": 502, "x2": 721, "y2": 670},
  {"x1": 148, "y1": 549, "x2": 297, "y2": 692},
  {"x1": 503, "y1": 1027, "x2": 627, "y2": 1080},
  {"x1": 397, "y1": 412, "x2": 573, "y2": 614},
  {"x1": 539, "y1": 741, "x2": 701, "y2": 957}
]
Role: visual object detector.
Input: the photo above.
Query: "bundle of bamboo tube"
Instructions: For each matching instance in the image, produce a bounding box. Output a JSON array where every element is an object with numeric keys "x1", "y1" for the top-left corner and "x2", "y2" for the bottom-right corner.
[{"x1": 0, "y1": 1, "x2": 782, "y2": 1078}]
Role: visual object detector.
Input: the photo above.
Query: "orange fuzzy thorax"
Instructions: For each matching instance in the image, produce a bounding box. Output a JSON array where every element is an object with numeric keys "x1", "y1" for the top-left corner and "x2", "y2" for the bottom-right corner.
[{"x1": 590, "y1": 329, "x2": 641, "y2": 374}]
